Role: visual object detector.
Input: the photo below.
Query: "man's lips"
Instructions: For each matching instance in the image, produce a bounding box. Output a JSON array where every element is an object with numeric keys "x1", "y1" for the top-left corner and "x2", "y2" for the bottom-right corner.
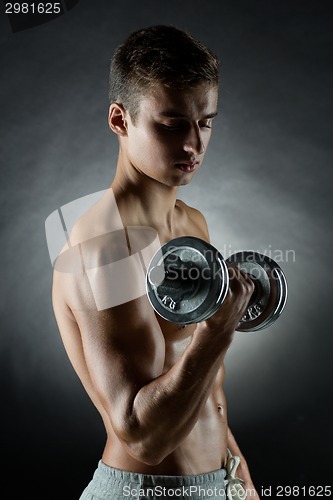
[{"x1": 175, "y1": 161, "x2": 199, "y2": 172}]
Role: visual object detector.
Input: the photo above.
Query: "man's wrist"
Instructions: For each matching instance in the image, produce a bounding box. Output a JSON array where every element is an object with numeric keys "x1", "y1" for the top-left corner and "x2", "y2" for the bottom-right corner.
[{"x1": 194, "y1": 321, "x2": 234, "y2": 350}]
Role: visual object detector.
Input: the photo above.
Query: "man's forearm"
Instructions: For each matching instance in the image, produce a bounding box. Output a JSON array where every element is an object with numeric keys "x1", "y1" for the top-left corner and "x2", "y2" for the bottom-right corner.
[
  {"x1": 227, "y1": 426, "x2": 247, "y2": 462},
  {"x1": 124, "y1": 325, "x2": 232, "y2": 465},
  {"x1": 227, "y1": 427, "x2": 260, "y2": 498}
]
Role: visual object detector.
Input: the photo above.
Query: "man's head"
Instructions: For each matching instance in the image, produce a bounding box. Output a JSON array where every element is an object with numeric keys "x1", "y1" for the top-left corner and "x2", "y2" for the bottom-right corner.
[{"x1": 108, "y1": 25, "x2": 219, "y2": 124}]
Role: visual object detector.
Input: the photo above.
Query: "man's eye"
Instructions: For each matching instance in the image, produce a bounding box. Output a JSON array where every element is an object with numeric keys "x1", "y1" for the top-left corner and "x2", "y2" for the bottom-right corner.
[
  {"x1": 162, "y1": 123, "x2": 184, "y2": 131},
  {"x1": 160, "y1": 122, "x2": 212, "y2": 131}
]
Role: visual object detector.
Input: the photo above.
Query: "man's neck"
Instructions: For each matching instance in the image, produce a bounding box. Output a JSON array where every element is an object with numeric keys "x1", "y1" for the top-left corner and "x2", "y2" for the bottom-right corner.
[{"x1": 111, "y1": 160, "x2": 179, "y2": 233}]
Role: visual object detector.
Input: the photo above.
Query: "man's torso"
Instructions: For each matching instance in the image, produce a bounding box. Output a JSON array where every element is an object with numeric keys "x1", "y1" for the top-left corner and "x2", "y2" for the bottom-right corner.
[{"x1": 52, "y1": 194, "x2": 229, "y2": 475}]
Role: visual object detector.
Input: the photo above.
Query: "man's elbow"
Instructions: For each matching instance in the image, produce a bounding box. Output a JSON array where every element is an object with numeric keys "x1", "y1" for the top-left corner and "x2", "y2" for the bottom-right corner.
[
  {"x1": 125, "y1": 439, "x2": 167, "y2": 466},
  {"x1": 112, "y1": 406, "x2": 173, "y2": 466},
  {"x1": 111, "y1": 415, "x2": 168, "y2": 466}
]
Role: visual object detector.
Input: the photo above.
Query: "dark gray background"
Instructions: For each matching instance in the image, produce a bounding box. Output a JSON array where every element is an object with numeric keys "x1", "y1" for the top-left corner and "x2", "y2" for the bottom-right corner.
[{"x1": 1, "y1": 0, "x2": 332, "y2": 498}]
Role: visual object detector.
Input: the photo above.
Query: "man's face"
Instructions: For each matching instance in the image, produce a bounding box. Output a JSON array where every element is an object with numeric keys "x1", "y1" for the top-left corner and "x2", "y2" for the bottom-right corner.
[{"x1": 123, "y1": 82, "x2": 218, "y2": 187}]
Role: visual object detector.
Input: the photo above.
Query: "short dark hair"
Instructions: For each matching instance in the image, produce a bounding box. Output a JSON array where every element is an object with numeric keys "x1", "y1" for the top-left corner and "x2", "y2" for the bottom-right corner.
[{"x1": 108, "y1": 25, "x2": 219, "y2": 122}]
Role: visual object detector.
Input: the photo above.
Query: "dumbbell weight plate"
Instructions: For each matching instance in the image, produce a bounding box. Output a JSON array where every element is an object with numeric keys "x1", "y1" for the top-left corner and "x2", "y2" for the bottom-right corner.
[
  {"x1": 226, "y1": 251, "x2": 288, "y2": 332},
  {"x1": 146, "y1": 236, "x2": 229, "y2": 325}
]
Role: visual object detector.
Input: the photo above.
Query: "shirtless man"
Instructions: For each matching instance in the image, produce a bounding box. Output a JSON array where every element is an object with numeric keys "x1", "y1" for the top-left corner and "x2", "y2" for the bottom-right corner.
[{"x1": 52, "y1": 26, "x2": 260, "y2": 499}]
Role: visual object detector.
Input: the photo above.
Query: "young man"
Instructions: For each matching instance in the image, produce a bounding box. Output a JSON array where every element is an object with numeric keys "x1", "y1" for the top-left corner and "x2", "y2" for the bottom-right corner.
[{"x1": 52, "y1": 26, "x2": 260, "y2": 499}]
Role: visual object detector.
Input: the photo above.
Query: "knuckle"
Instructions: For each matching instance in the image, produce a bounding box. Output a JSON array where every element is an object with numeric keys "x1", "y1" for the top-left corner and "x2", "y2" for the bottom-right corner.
[{"x1": 246, "y1": 279, "x2": 255, "y2": 293}]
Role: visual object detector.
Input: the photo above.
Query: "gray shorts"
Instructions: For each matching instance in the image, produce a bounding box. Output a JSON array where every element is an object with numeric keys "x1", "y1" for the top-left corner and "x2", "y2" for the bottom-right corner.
[{"x1": 79, "y1": 460, "x2": 228, "y2": 499}]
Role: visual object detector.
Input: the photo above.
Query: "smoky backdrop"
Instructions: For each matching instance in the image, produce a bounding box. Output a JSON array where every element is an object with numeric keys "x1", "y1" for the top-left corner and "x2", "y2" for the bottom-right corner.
[{"x1": 1, "y1": 0, "x2": 332, "y2": 497}]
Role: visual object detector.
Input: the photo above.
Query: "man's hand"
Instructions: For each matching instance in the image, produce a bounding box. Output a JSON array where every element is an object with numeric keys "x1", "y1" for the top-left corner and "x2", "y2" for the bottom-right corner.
[
  {"x1": 203, "y1": 265, "x2": 255, "y2": 338},
  {"x1": 235, "y1": 459, "x2": 260, "y2": 500},
  {"x1": 226, "y1": 427, "x2": 261, "y2": 499}
]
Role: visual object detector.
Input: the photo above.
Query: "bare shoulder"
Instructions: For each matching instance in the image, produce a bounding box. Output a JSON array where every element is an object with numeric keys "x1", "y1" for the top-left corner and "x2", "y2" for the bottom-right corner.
[
  {"x1": 53, "y1": 214, "x2": 160, "y2": 316},
  {"x1": 176, "y1": 199, "x2": 210, "y2": 241},
  {"x1": 68, "y1": 194, "x2": 120, "y2": 247},
  {"x1": 52, "y1": 193, "x2": 123, "y2": 292}
]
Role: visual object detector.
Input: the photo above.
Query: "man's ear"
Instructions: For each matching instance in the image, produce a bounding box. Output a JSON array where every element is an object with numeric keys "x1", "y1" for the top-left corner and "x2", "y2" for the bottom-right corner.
[{"x1": 108, "y1": 103, "x2": 128, "y2": 136}]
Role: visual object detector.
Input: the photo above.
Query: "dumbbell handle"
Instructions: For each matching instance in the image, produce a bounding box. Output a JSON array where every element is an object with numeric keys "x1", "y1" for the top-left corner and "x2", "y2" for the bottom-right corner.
[{"x1": 149, "y1": 261, "x2": 261, "y2": 306}]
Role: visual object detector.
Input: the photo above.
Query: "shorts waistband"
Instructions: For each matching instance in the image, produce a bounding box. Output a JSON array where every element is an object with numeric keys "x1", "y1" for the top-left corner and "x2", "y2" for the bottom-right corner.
[{"x1": 97, "y1": 460, "x2": 227, "y2": 487}]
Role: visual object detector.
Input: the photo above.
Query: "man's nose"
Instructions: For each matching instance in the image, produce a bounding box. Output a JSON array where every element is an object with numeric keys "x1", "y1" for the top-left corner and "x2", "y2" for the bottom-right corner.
[{"x1": 183, "y1": 125, "x2": 205, "y2": 156}]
